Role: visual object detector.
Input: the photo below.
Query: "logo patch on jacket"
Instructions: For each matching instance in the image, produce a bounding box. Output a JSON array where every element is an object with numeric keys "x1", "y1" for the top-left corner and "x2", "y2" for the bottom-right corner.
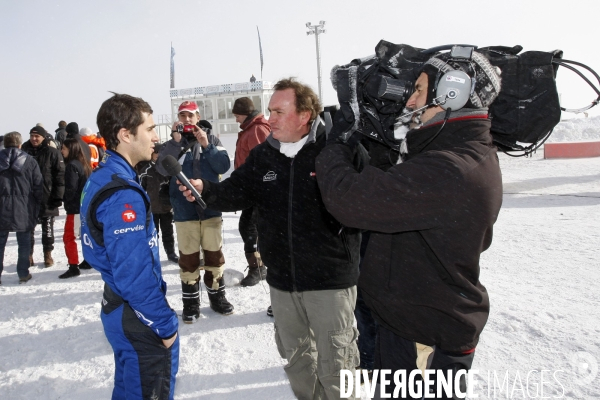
[
  {"x1": 263, "y1": 171, "x2": 277, "y2": 182},
  {"x1": 121, "y1": 204, "x2": 137, "y2": 222}
]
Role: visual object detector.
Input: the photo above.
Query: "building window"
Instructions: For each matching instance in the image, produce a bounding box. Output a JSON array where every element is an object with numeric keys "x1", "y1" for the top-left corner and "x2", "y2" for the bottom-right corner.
[
  {"x1": 217, "y1": 98, "x2": 227, "y2": 119},
  {"x1": 252, "y1": 95, "x2": 262, "y2": 113},
  {"x1": 220, "y1": 123, "x2": 239, "y2": 133}
]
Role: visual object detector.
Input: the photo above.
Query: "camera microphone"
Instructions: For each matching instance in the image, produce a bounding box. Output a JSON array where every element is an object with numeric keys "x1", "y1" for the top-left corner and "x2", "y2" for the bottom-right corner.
[{"x1": 160, "y1": 155, "x2": 206, "y2": 210}]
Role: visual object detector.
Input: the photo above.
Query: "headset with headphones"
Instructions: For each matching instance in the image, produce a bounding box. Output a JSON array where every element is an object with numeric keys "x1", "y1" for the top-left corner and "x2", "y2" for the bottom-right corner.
[{"x1": 431, "y1": 46, "x2": 477, "y2": 111}]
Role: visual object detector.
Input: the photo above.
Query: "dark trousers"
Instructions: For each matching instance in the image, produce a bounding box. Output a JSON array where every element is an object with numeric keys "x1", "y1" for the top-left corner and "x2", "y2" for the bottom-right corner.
[
  {"x1": 153, "y1": 212, "x2": 175, "y2": 254},
  {"x1": 30, "y1": 216, "x2": 55, "y2": 254},
  {"x1": 238, "y1": 207, "x2": 258, "y2": 253},
  {"x1": 0, "y1": 231, "x2": 32, "y2": 279},
  {"x1": 356, "y1": 231, "x2": 377, "y2": 370},
  {"x1": 374, "y1": 325, "x2": 475, "y2": 399}
]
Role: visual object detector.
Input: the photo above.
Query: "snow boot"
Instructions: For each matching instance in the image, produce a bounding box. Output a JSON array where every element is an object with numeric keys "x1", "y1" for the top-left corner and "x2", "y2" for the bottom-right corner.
[
  {"x1": 19, "y1": 274, "x2": 32, "y2": 284},
  {"x1": 78, "y1": 260, "x2": 92, "y2": 270},
  {"x1": 240, "y1": 252, "x2": 267, "y2": 287},
  {"x1": 59, "y1": 264, "x2": 80, "y2": 279},
  {"x1": 43, "y1": 251, "x2": 54, "y2": 268},
  {"x1": 206, "y1": 278, "x2": 234, "y2": 315},
  {"x1": 181, "y1": 280, "x2": 200, "y2": 324},
  {"x1": 267, "y1": 305, "x2": 273, "y2": 317}
]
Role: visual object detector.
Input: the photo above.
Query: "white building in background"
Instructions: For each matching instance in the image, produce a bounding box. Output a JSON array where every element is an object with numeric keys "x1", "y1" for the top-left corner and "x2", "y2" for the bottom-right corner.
[{"x1": 154, "y1": 80, "x2": 274, "y2": 142}]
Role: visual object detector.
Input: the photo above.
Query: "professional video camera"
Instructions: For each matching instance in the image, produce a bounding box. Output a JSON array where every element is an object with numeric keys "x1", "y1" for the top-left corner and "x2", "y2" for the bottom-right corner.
[{"x1": 329, "y1": 40, "x2": 600, "y2": 159}]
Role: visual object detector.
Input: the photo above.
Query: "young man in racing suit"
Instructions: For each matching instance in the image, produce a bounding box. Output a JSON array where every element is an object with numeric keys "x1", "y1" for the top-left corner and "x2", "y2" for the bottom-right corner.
[{"x1": 80, "y1": 93, "x2": 179, "y2": 400}]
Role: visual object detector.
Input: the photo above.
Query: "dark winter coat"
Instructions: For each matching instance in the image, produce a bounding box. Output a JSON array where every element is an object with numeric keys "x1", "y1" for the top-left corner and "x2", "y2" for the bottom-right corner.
[
  {"x1": 234, "y1": 112, "x2": 270, "y2": 169},
  {"x1": 137, "y1": 161, "x2": 172, "y2": 214},
  {"x1": 201, "y1": 119, "x2": 360, "y2": 292},
  {"x1": 156, "y1": 132, "x2": 230, "y2": 222},
  {"x1": 63, "y1": 159, "x2": 89, "y2": 214},
  {"x1": 21, "y1": 138, "x2": 65, "y2": 217},
  {"x1": 55, "y1": 127, "x2": 67, "y2": 148},
  {"x1": 0, "y1": 147, "x2": 43, "y2": 231},
  {"x1": 315, "y1": 113, "x2": 503, "y2": 352}
]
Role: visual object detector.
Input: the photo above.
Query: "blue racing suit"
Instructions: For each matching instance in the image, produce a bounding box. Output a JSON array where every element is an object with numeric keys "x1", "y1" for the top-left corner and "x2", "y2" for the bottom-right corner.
[{"x1": 80, "y1": 150, "x2": 179, "y2": 400}]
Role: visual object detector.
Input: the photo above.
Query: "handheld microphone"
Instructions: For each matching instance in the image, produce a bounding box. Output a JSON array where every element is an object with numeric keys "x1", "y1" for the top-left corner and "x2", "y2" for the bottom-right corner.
[{"x1": 160, "y1": 155, "x2": 206, "y2": 210}]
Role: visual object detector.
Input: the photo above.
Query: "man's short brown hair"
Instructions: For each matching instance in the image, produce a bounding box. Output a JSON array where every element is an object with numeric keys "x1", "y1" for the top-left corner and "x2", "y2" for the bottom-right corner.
[
  {"x1": 97, "y1": 92, "x2": 153, "y2": 151},
  {"x1": 273, "y1": 78, "x2": 322, "y2": 122},
  {"x1": 4, "y1": 131, "x2": 22, "y2": 148}
]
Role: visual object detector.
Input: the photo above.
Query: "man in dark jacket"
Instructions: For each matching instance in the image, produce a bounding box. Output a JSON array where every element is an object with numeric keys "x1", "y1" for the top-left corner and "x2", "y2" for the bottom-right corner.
[
  {"x1": 0, "y1": 132, "x2": 43, "y2": 284},
  {"x1": 179, "y1": 78, "x2": 361, "y2": 399},
  {"x1": 156, "y1": 101, "x2": 232, "y2": 319},
  {"x1": 22, "y1": 126, "x2": 65, "y2": 267},
  {"x1": 231, "y1": 97, "x2": 270, "y2": 286},
  {"x1": 65, "y1": 122, "x2": 92, "y2": 163},
  {"x1": 137, "y1": 144, "x2": 178, "y2": 263},
  {"x1": 54, "y1": 120, "x2": 67, "y2": 148},
  {"x1": 316, "y1": 50, "x2": 503, "y2": 398}
]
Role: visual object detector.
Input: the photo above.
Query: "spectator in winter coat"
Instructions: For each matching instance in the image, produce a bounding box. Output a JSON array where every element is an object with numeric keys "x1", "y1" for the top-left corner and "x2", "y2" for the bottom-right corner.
[
  {"x1": 65, "y1": 122, "x2": 91, "y2": 163},
  {"x1": 55, "y1": 120, "x2": 67, "y2": 148},
  {"x1": 156, "y1": 101, "x2": 232, "y2": 320},
  {"x1": 231, "y1": 97, "x2": 270, "y2": 286},
  {"x1": 316, "y1": 50, "x2": 503, "y2": 397},
  {"x1": 137, "y1": 144, "x2": 179, "y2": 263},
  {"x1": 21, "y1": 126, "x2": 65, "y2": 268},
  {"x1": 58, "y1": 139, "x2": 92, "y2": 279},
  {"x1": 80, "y1": 127, "x2": 106, "y2": 168},
  {"x1": 178, "y1": 78, "x2": 361, "y2": 400},
  {"x1": 0, "y1": 132, "x2": 43, "y2": 284},
  {"x1": 80, "y1": 93, "x2": 178, "y2": 399}
]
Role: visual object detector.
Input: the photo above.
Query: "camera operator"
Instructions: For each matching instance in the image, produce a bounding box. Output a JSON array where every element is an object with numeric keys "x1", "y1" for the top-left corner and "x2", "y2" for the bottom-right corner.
[
  {"x1": 316, "y1": 51, "x2": 503, "y2": 398},
  {"x1": 156, "y1": 101, "x2": 232, "y2": 321}
]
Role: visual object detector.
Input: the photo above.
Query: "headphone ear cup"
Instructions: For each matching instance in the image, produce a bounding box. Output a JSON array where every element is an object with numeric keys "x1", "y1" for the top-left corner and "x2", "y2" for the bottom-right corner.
[{"x1": 436, "y1": 70, "x2": 472, "y2": 110}]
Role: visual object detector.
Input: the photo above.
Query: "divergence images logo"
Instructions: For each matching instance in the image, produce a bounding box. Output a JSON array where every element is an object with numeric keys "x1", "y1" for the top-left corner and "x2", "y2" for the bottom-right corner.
[
  {"x1": 263, "y1": 171, "x2": 277, "y2": 182},
  {"x1": 122, "y1": 204, "x2": 137, "y2": 223}
]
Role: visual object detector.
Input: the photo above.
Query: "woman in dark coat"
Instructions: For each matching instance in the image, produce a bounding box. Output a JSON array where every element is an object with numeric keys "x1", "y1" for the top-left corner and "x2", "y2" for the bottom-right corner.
[{"x1": 58, "y1": 138, "x2": 92, "y2": 279}]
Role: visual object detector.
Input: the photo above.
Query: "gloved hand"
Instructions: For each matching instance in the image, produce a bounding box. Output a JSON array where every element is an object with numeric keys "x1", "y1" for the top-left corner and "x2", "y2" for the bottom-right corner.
[{"x1": 48, "y1": 199, "x2": 63, "y2": 209}]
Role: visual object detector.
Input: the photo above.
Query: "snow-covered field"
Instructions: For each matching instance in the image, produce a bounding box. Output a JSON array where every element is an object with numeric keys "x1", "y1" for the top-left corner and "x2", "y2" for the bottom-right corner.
[{"x1": 1, "y1": 120, "x2": 599, "y2": 399}]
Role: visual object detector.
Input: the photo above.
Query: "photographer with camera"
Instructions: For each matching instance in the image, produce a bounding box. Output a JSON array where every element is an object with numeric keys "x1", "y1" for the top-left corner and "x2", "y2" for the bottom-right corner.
[
  {"x1": 156, "y1": 101, "x2": 232, "y2": 321},
  {"x1": 316, "y1": 50, "x2": 503, "y2": 398}
]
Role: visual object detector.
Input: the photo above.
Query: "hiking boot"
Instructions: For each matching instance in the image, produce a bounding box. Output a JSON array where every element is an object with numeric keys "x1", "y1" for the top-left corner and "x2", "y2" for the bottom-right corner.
[
  {"x1": 59, "y1": 264, "x2": 80, "y2": 279},
  {"x1": 167, "y1": 252, "x2": 179, "y2": 263},
  {"x1": 29, "y1": 255, "x2": 34, "y2": 267},
  {"x1": 78, "y1": 260, "x2": 92, "y2": 270},
  {"x1": 181, "y1": 280, "x2": 200, "y2": 324},
  {"x1": 19, "y1": 274, "x2": 32, "y2": 284},
  {"x1": 206, "y1": 278, "x2": 234, "y2": 315},
  {"x1": 43, "y1": 251, "x2": 54, "y2": 268},
  {"x1": 267, "y1": 305, "x2": 273, "y2": 317},
  {"x1": 240, "y1": 265, "x2": 267, "y2": 287}
]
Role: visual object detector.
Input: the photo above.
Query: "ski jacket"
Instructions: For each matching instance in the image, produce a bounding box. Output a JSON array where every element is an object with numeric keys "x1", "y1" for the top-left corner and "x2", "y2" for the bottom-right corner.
[
  {"x1": 234, "y1": 112, "x2": 270, "y2": 169},
  {"x1": 315, "y1": 113, "x2": 503, "y2": 352},
  {"x1": 201, "y1": 119, "x2": 360, "y2": 292},
  {"x1": 82, "y1": 135, "x2": 106, "y2": 169},
  {"x1": 156, "y1": 132, "x2": 230, "y2": 222},
  {"x1": 21, "y1": 139, "x2": 65, "y2": 218},
  {"x1": 137, "y1": 161, "x2": 172, "y2": 215},
  {"x1": 63, "y1": 159, "x2": 88, "y2": 214},
  {"x1": 0, "y1": 147, "x2": 43, "y2": 231},
  {"x1": 80, "y1": 150, "x2": 178, "y2": 340}
]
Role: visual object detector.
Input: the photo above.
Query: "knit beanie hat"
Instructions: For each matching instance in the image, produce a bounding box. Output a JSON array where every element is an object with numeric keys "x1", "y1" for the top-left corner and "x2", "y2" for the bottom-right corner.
[
  {"x1": 420, "y1": 51, "x2": 501, "y2": 109},
  {"x1": 30, "y1": 125, "x2": 48, "y2": 136},
  {"x1": 232, "y1": 97, "x2": 255, "y2": 116},
  {"x1": 66, "y1": 122, "x2": 79, "y2": 135},
  {"x1": 79, "y1": 127, "x2": 95, "y2": 137}
]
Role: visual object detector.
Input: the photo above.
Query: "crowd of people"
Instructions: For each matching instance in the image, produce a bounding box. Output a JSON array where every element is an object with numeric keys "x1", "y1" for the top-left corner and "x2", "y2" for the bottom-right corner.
[{"x1": 0, "y1": 49, "x2": 503, "y2": 400}]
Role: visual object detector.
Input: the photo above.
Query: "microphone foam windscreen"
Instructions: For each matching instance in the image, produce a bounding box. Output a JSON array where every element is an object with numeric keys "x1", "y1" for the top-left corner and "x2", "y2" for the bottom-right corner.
[{"x1": 161, "y1": 155, "x2": 182, "y2": 176}]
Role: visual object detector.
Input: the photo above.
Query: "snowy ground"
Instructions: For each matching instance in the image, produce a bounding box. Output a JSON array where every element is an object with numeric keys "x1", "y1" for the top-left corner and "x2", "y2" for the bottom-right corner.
[{"x1": 1, "y1": 121, "x2": 599, "y2": 399}]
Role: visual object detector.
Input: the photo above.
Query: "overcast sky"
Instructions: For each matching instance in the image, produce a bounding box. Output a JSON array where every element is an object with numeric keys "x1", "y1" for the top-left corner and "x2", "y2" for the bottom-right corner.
[{"x1": 1, "y1": 0, "x2": 599, "y2": 135}]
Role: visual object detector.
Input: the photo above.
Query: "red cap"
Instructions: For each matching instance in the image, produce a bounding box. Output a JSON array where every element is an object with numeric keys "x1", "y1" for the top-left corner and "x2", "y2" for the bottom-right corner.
[{"x1": 178, "y1": 101, "x2": 199, "y2": 114}]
